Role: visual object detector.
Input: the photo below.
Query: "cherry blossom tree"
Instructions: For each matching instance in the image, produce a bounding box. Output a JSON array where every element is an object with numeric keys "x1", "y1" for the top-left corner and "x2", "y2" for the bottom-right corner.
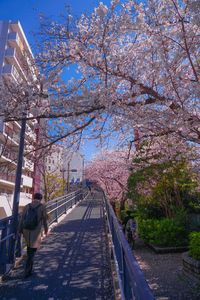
[
  {"x1": 1, "y1": 0, "x2": 200, "y2": 151},
  {"x1": 85, "y1": 149, "x2": 131, "y2": 209}
]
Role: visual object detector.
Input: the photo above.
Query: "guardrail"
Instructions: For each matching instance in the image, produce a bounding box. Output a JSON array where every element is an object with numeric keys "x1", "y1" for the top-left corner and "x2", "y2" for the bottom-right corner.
[
  {"x1": 45, "y1": 189, "x2": 85, "y2": 225},
  {"x1": 103, "y1": 192, "x2": 155, "y2": 300},
  {"x1": 0, "y1": 188, "x2": 87, "y2": 275}
]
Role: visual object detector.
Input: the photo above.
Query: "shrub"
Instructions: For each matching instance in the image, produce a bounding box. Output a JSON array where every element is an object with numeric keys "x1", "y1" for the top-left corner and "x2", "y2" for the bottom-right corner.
[
  {"x1": 138, "y1": 217, "x2": 189, "y2": 247},
  {"x1": 127, "y1": 140, "x2": 200, "y2": 219},
  {"x1": 188, "y1": 232, "x2": 200, "y2": 262}
]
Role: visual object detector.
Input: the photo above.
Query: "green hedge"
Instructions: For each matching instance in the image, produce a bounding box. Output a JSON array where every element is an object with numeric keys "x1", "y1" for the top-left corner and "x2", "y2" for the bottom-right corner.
[
  {"x1": 138, "y1": 218, "x2": 189, "y2": 247},
  {"x1": 188, "y1": 232, "x2": 200, "y2": 261}
]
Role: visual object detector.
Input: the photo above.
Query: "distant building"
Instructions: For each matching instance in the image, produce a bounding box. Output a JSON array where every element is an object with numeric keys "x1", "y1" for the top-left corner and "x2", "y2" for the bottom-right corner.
[
  {"x1": 0, "y1": 20, "x2": 42, "y2": 218},
  {"x1": 45, "y1": 145, "x2": 63, "y2": 175},
  {"x1": 63, "y1": 150, "x2": 84, "y2": 191}
]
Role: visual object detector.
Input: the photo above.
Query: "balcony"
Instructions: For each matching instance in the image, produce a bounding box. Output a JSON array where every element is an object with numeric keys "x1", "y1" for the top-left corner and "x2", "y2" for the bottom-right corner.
[
  {"x1": 0, "y1": 173, "x2": 16, "y2": 184},
  {"x1": 22, "y1": 175, "x2": 33, "y2": 188},
  {"x1": 4, "y1": 46, "x2": 29, "y2": 81},
  {"x1": 5, "y1": 47, "x2": 15, "y2": 58},
  {"x1": 13, "y1": 132, "x2": 20, "y2": 144},
  {"x1": 24, "y1": 158, "x2": 34, "y2": 172},
  {"x1": 7, "y1": 31, "x2": 20, "y2": 48},
  {"x1": 0, "y1": 144, "x2": 18, "y2": 163},
  {"x1": 2, "y1": 64, "x2": 22, "y2": 82},
  {"x1": 0, "y1": 173, "x2": 15, "y2": 182},
  {"x1": 0, "y1": 125, "x2": 20, "y2": 148},
  {"x1": 10, "y1": 21, "x2": 33, "y2": 55},
  {"x1": 14, "y1": 121, "x2": 21, "y2": 131}
]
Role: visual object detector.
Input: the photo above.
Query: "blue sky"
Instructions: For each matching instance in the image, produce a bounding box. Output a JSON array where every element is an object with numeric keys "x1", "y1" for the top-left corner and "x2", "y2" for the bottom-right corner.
[
  {"x1": 0, "y1": 0, "x2": 112, "y2": 43},
  {"x1": 0, "y1": 0, "x2": 113, "y2": 161}
]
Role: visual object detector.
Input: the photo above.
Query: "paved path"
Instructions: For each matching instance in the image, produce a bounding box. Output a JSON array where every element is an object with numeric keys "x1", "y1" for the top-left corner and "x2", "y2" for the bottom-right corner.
[
  {"x1": 0, "y1": 191, "x2": 114, "y2": 300},
  {"x1": 134, "y1": 238, "x2": 200, "y2": 299}
]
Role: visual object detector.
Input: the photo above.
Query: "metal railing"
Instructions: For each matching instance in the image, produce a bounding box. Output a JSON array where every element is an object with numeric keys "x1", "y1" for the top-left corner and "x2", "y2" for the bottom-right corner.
[
  {"x1": 103, "y1": 192, "x2": 155, "y2": 300},
  {"x1": 0, "y1": 215, "x2": 14, "y2": 274},
  {"x1": 1, "y1": 187, "x2": 155, "y2": 299},
  {"x1": 0, "y1": 188, "x2": 87, "y2": 275},
  {"x1": 45, "y1": 189, "x2": 85, "y2": 226}
]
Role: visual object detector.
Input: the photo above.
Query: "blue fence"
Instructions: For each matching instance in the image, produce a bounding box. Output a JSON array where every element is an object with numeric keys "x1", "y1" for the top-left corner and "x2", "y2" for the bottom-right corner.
[
  {"x1": 1, "y1": 187, "x2": 155, "y2": 299},
  {"x1": 0, "y1": 188, "x2": 86, "y2": 275},
  {"x1": 45, "y1": 189, "x2": 85, "y2": 225},
  {"x1": 103, "y1": 192, "x2": 155, "y2": 300}
]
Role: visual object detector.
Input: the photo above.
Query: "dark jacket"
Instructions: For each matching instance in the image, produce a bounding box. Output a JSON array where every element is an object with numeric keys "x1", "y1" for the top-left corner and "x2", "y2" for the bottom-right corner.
[
  {"x1": 122, "y1": 215, "x2": 132, "y2": 227},
  {"x1": 18, "y1": 200, "x2": 48, "y2": 248}
]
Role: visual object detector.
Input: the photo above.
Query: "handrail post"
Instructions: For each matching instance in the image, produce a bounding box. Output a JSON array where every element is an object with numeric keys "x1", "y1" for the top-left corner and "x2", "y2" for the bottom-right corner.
[
  {"x1": 64, "y1": 196, "x2": 67, "y2": 214},
  {"x1": 70, "y1": 195, "x2": 73, "y2": 208},
  {"x1": 55, "y1": 200, "x2": 58, "y2": 222},
  {"x1": 15, "y1": 234, "x2": 22, "y2": 258}
]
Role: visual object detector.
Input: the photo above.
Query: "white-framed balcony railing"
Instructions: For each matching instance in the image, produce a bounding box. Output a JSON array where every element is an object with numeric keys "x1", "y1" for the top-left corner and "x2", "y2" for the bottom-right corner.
[
  {"x1": 21, "y1": 175, "x2": 33, "y2": 188},
  {"x1": 0, "y1": 173, "x2": 17, "y2": 184},
  {"x1": 0, "y1": 145, "x2": 18, "y2": 162}
]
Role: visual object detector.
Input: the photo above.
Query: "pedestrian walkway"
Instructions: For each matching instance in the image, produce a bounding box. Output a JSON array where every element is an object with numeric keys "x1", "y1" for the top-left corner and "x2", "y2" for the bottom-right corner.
[{"x1": 0, "y1": 191, "x2": 114, "y2": 300}]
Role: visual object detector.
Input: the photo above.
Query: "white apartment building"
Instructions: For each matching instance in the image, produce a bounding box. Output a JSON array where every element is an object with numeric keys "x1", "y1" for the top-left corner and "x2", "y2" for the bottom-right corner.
[
  {"x1": 63, "y1": 150, "x2": 84, "y2": 191},
  {"x1": 0, "y1": 20, "x2": 40, "y2": 219},
  {"x1": 45, "y1": 145, "x2": 63, "y2": 175}
]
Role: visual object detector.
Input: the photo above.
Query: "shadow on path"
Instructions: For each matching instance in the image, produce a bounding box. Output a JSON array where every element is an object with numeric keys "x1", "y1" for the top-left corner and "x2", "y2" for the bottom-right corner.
[{"x1": 0, "y1": 192, "x2": 114, "y2": 300}]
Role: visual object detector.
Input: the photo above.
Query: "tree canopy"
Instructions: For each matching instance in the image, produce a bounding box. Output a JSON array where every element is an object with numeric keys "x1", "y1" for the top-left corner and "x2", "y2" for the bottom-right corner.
[
  {"x1": 1, "y1": 0, "x2": 200, "y2": 150},
  {"x1": 85, "y1": 149, "x2": 131, "y2": 206}
]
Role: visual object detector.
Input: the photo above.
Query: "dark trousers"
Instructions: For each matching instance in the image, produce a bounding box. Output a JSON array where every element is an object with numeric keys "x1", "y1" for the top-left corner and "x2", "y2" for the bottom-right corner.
[{"x1": 25, "y1": 247, "x2": 37, "y2": 275}]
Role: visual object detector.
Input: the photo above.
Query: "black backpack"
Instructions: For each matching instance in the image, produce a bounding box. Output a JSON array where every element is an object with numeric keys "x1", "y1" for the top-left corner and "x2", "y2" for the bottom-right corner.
[{"x1": 22, "y1": 203, "x2": 42, "y2": 230}]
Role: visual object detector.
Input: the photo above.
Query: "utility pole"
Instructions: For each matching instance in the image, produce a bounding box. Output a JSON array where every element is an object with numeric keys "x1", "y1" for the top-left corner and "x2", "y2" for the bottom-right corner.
[
  {"x1": 8, "y1": 91, "x2": 48, "y2": 264},
  {"x1": 8, "y1": 113, "x2": 26, "y2": 264},
  {"x1": 32, "y1": 118, "x2": 40, "y2": 197}
]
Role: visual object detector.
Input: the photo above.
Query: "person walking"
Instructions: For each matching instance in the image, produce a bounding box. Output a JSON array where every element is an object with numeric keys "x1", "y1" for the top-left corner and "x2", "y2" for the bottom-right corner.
[
  {"x1": 125, "y1": 215, "x2": 138, "y2": 249},
  {"x1": 90, "y1": 186, "x2": 94, "y2": 196},
  {"x1": 18, "y1": 193, "x2": 48, "y2": 278},
  {"x1": 122, "y1": 210, "x2": 132, "y2": 232}
]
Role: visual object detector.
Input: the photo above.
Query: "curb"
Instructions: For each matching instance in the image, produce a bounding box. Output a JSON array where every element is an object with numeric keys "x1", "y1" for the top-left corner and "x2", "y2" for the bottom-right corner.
[{"x1": 145, "y1": 241, "x2": 188, "y2": 254}]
